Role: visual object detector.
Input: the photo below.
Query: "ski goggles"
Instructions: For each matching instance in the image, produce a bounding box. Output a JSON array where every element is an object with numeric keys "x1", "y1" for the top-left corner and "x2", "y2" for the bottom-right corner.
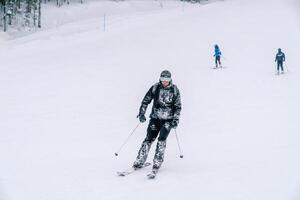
[{"x1": 159, "y1": 77, "x2": 171, "y2": 82}]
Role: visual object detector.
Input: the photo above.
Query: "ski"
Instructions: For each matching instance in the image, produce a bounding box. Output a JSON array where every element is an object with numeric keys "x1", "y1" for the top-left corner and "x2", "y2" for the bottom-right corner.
[
  {"x1": 275, "y1": 72, "x2": 285, "y2": 75},
  {"x1": 117, "y1": 162, "x2": 151, "y2": 177},
  {"x1": 147, "y1": 169, "x2": 158, "y2": 179},
  {"x1": 211, "y1": 66, "x2": 225, "y2": 69}
]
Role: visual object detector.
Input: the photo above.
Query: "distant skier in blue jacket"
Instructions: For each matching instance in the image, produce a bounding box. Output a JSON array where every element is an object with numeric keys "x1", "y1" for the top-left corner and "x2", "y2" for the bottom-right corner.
[
  {"x1": 214, "y1": 44, "x2": 222, "y2": 68},
  {"x1": 275, "y1": 48, "x2": 285, "y2": 74}
]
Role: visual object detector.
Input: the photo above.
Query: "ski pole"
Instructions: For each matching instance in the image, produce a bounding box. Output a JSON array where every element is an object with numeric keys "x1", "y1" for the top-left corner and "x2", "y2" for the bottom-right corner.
[
  {"x1": 174, "y1": 129, "x2": 184, "y2": 158},
  {"x1": 284, "y1": 62, "x2": 289, "y2": 73},
  {"x1": 114, "y1": 122, "x2": 141, "y2": 156}
]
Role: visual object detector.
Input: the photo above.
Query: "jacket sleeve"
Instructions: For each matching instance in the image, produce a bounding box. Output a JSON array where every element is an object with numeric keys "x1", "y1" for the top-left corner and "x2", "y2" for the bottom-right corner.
[
  {"x1": 283, "y1": 53, "x2": 286, "y2": 61},
  {"x1": 173, "y1": 87, "x2": 182, "y2": 122},
  {"x1": 138, "y1": 85, "x2": 155, "y2": 116},
  {"x1": 275, "y1": 54, "x2": 277, "y2": 62}
]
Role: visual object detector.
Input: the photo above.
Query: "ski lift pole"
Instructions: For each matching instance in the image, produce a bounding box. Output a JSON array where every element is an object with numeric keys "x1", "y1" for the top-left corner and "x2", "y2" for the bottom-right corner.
[{"x1": 103, "y1": 13, "x2": 106, "y2": 32}]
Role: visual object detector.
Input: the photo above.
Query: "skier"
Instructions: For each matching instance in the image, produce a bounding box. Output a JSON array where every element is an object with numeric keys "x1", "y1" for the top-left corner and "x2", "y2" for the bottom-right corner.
[
  {"x1": 213, "y1": 44, "x2": 222, "y2": 68},
  {"x1": 133, "y1": 70, "x2": 182, "y2": 177},
  {"x1": 275, "y1": 48, "x2": 286, "y2": 74}
]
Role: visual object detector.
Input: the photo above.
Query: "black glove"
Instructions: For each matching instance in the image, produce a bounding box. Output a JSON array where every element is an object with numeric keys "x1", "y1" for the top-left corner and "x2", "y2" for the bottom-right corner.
[
  {"x1": 170, "y1": 119, "x2": 179, "y2": 129},
  {"x1": 137, "y1": 114, "x2": 146, "y2": 123}
]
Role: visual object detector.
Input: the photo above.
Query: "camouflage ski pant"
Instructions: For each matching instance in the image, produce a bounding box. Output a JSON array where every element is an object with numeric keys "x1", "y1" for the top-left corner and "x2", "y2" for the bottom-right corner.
[{"x1": 133, "y1": 119, "x2": 171, "y2": 169}]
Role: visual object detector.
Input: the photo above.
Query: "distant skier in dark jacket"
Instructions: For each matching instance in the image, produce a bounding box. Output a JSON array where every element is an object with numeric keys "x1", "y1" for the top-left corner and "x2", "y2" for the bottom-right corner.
[
  {"x1": 275, "y1": 48, "x2": 285, "y2": 74},
  {"x1": 214, "y1": 44, "x2": 222, "y2": 68},
  {"x1": 134, "y1": 70, "x2": 182, "y2": 176}
]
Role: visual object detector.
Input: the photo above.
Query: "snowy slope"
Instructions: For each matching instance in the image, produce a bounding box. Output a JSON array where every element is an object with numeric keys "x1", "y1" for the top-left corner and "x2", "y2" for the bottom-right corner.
[{"x1": 1, "y1": 0, "x2": 300, "y2": 200}]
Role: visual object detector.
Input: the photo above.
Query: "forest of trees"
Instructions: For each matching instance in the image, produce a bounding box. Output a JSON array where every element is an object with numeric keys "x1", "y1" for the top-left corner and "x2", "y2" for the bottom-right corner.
[
  {"x1": 0, "y1": 0, "x2": 42, "y2": 32},
  {"x1": 0, "y1": 0, "x2": 85, "y2": 32},
  {"x1": 0, "y1": 0, "x2": 207, "y2": 32}
]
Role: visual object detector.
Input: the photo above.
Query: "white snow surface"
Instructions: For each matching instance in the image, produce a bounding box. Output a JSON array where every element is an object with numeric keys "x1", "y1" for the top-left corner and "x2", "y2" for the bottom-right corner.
[{"x1": 1, "y1": 0, "x2": 300, "y2": 200}]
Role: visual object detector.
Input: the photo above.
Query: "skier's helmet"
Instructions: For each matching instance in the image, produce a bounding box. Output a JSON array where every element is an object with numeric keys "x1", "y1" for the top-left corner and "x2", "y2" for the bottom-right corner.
[
  {"x1": 278, "y1": 48, "x2": 282, "y2": 52},
  {"x1": 215, "y1": 44, "x2": 219, "y2": 49},
  {"x1": 160, "y1": 70, "x2": 172, "y2": 82}
]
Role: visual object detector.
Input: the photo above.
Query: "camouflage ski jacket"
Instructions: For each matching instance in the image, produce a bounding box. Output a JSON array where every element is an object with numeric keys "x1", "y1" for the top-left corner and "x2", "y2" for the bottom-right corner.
[{"x1": 139, "y1": 82, "x2": 181, "y2": 122}]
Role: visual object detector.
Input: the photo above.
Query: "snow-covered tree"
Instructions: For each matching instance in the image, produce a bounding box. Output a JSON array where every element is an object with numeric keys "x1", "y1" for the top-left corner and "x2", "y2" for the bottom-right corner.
[{"x1": 0, "y1": 0, "x2": 41, "y2": 32}]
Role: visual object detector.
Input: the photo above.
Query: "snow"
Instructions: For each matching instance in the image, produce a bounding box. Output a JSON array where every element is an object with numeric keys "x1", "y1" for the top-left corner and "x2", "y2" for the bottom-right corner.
[{"x1": 1, "y1": 0, "x2": 300, "y2": 200}]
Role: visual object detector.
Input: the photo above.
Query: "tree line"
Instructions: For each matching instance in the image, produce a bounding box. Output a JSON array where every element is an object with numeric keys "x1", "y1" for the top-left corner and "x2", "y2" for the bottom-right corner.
[
  {"x1": 0, "y1": 0, "x2": 208, "y2": 32},
  {"x1": 0, "y1": 0, "x2": 84, "y2": 32}
]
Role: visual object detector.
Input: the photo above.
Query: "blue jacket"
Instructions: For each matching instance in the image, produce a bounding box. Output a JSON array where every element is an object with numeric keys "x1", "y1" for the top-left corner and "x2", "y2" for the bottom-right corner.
[
  {"x1": 275, "y1": 52, "x2": 285, "y2": 62},
  {"x1": 214, "y1": 48, "x2": 222, "y2": 57}
]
